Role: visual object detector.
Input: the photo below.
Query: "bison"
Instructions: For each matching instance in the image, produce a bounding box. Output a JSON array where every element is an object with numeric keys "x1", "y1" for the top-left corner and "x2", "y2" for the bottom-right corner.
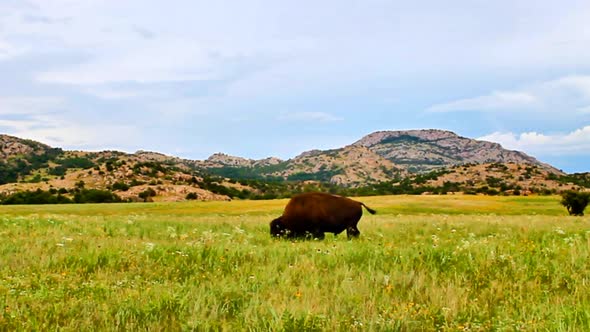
[{"x1": 270, "y1": 192, "x2": 376, "y2": 239}]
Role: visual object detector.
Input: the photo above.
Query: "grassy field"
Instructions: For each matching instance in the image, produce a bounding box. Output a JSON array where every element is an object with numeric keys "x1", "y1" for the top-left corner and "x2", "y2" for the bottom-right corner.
[{"x1": 1, "y1": 195, "x2": 589, "y2": 331}]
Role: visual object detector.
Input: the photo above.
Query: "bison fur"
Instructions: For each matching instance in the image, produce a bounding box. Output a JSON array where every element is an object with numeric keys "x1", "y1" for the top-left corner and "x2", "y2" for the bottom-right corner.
[{"x1": 270, "y1": 192, "x2": 376, "y2": 240}]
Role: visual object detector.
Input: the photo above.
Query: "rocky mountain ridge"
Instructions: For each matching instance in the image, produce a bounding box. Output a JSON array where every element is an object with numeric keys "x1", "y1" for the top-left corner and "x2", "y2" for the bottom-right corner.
[
  {"x1": 353, "y1": 130, "x2": 559, "y2": 173},
  {"x1": 203, "y1": 129, "x2": 562, "y2": 186},
  {"x1": 0, "y1": 134, "x2": 54, "y2": 159},
  {"x1": 1, "y1": 130, "x2": 586, "y2": 202}
]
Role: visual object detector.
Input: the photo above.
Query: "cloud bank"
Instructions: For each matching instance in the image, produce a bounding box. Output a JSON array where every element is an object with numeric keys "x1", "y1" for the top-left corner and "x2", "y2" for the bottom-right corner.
[
  {"x1": 428, "y1": 75, "x2": 590, "y2": 115},
  {"x1": 480, "y1": 126, "x2": 590, "y2": 156}
]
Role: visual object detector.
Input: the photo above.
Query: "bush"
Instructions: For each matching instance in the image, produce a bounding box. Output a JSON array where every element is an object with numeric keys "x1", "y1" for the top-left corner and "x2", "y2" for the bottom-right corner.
[
  {"x1": 49, "y1": 166, "x2": 67, "y2": 176},
  {"x1": 111, "y1": 182, "x2": 130, "y2": 191},
  {"x1": 186, "y1": 192, "x2": 198, "y2": 200},
  {"x1": 1, "y1": 189, "x2": 72, "y2": 205},
  {"x1": 139, "y1": 188, "x2": 157, "y2": 202},
  {"x1": 561, "y1": 191, "x2": 590, "y2": 216},
  {"x1": 74, "y1": 189, "x2": 122, "y2": 204},
  {"x1": 56, "y1": 157, "x2": 95, "y2": 169}
]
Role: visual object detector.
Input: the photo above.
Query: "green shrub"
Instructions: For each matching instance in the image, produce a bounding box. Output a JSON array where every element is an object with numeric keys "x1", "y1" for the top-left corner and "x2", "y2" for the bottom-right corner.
[
  {"x1": 561, "y1": 191, "x2": 590, "y2": 216},
  {"x1": 139, "y1": 188, "x2": 157, "y2": 202},
  {"x1": 56, "y1": 157, "x2": 96, "y2": 169},
  {"x1": 74, "y1": 189, "x2": 122, "y2": 203},
  {"x1": 111, "y1": 182, "x2": 130, "y2": 191},
  {"x1": 1, "y1": 189, "x2": 72, "y2": 205},
  {"x1": 48, "y1": 166, "x2": 67, "y2": 176}
]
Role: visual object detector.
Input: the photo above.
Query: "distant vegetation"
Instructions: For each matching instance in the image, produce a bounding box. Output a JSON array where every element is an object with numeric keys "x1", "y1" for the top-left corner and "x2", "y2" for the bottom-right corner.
[
  {"x1": 2, "y1": 161, "x2": 589, "y2": 205},
  {"x1": 56, "y1": 156, "x2": 96, "y2": 169},
  {"x1": 0, "y1": 147, "x2": 63, "y2": 184},
  {"x1": 555, "y1": 173, "x2": 590, "y2": 188},
  {"x1": 206, "y1": 163, "x2": 289, "y2": 181},
  {"x1": 0, "y1": 188, "x2": 122, "y2": 205},
  {"x1": 1, "y1": 133, "x2": 589, "y2": 205}
]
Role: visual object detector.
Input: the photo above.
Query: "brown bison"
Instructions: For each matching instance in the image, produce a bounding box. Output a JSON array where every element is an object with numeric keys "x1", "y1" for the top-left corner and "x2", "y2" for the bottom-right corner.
[{"x1": 270, "y1": 192, "x2": 376, "y2": 239}]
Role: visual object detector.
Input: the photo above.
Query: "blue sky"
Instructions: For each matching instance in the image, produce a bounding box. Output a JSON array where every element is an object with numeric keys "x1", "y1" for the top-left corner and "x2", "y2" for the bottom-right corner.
[{"x1": 1, "y1": 1, "x2": 589, "y2": 173}]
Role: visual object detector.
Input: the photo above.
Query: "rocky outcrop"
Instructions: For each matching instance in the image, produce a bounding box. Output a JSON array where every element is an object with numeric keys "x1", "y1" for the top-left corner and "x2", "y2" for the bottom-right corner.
[
  {"x1": 353, "y1": 129, "x2": 561, "y2": 174},
  {"x1": 1, "y1": 134, "x2": 54, "y2": 159},
  {"x1": 263, "y1": 145, "x2": 407, "y2": 187},
  {"x1": 0, "y1": 129, "x2": 570, "y2": 196}
]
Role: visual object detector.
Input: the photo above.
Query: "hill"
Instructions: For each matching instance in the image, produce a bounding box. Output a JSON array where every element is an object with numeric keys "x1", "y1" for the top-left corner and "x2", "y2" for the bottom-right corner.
[
  {"x1": 1, "y1": 131, "x2": 587, "y2": 203},
  {"x1": 205, "y1": 145, "x2": 407, "y2": 187},
  {"x1": 204, "y1": 129, "x2": 563, "y2": 186},
  {"x1": 353, "y1": 129, "x2": 560, "y2": 173},
  {"x1": 0, "y1": 134, "x2": 238, "y2": 202}
]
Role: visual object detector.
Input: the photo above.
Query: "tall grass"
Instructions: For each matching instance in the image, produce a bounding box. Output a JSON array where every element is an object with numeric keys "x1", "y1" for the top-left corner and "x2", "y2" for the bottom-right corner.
[{"x1": 1, "y1": 195, "x2": 588, "y2": 330}]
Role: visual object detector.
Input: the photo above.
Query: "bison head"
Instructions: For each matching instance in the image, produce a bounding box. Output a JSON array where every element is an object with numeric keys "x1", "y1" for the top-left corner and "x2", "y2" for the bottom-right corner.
[{"x1": 270, "y1": 217, "x2": 287, "y2": 237}]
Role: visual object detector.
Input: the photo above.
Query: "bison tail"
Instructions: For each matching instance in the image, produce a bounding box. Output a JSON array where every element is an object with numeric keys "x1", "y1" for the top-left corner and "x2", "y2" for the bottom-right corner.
[{"x1": 361, "y1": 203, "x2": 377, "y2": 215}]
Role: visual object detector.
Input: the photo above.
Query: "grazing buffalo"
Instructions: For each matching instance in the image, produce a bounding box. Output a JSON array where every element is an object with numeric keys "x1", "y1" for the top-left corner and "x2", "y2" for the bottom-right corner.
[{"x1": 270, "y1": 192, "x2": 376, "y2": 239}]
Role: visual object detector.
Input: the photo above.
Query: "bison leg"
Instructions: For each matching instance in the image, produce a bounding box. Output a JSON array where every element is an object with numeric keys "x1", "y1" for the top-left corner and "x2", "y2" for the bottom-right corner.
[
  {"x1": 301, "y1": 230, "x2": 324, "y2": 240},
  {"x1": 286, "y1": 230, "x2": 303, "y2": 239},
  {"x1": 312, "y1": 230, "x2": 325, "y2": 240},
  {"x1": 346, "y1": 226, "x2": 360, "y2": 239}
]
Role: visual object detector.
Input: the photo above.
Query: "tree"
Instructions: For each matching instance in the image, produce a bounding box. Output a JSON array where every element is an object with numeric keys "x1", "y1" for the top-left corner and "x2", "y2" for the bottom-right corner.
[
  {"x1": 186, "y1": 192, "x2": 198, "y2": 200},
  {"x1": 111, "y1": 182, "x2": 130, "y2": 191},
  {"x1": 561, "y1": 191, "x2": 590, "y2": 216},
  {"x1": 74, "y1": 189, "x2": 122, "y2": 203},
  {"x1": 139, "y1": 188, "x2": 157, "y2": 202}
]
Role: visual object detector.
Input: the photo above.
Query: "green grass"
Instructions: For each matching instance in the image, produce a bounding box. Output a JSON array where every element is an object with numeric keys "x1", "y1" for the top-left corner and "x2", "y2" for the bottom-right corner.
[{"x1": 1, "y1": 195, "x2": 589, "y2": 331}]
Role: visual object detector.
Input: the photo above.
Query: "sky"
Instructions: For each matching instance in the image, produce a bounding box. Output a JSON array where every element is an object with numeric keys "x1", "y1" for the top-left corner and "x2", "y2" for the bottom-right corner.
[{"x1": 1, "y1": 0, "x2": 590, "y2": 173}]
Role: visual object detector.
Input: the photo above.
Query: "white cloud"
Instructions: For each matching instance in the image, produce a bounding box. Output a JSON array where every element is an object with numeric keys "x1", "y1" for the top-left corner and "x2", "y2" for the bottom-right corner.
[
  {"x1": 0, "y1": 96, "x2": 141, "y2": 150},
  {"x1": 0, "y1": 40, "x2": 26, "y2": 60},
  {"x1": 0, "y1": 119, "x2": 38, "y2": 131},
  {"x1": 80, "y1": 86, "x2": 145, "y2": 100},
  {"x1": 277, "y1": 112, "x2": 343, "y2": 123},
  {"x1": 427, "y1": 91, "x2": 537, "y2": 113},
  {"x1": 15, "y1": 124, "x2": 141, "y2": 150},
  {"x1": 0, "y1": 96, "x2": 64, "y2": 115},
  {"x1": 2, "y1": 115, "x2": 142, "y2": 151},
  {"x1": 2, "y1": 0, "x2": 589, "y2": 98},
  {"x1": 427, "y1": 75, "x2": 590, "y2": 114},
  {"x1": 0, "y1": 40, "x2": 19, "y2": 61},
  {"x1": 479, "y1": 126, "x2": 590, "y2": 156},
  {"x1": 547, "y1": 75, "x2": 590, "y2": 98},
  {"x1": 35, "y1": 39, "x2": 219, "y2": 84}
]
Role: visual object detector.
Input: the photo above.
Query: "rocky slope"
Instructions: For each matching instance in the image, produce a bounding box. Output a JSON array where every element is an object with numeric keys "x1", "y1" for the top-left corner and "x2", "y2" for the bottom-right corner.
[
  {"x1": 1, "y1": 130, "x2": 584, "y2": 201},
  {"x1": 353, "y1": 129, "x2": 561, "y2": 174},
  {"x1": 201, "y1": 153, "x2": 283, "y2": 168},
  {"x1": 421, "y1": 162, "x2": 580, "y2": 194},
  {"x1": 0, "y1": 135, "x2": 236, "y2": 201},
  {"x1": 269, "y1": 145, "x2": 406, "y2": 187},
  {"x1": 203, "y1": 129, "x2": 561, "y2": 186},
  {"x1": 1, "y1": 134, "x2": 56, "y2": 159}
]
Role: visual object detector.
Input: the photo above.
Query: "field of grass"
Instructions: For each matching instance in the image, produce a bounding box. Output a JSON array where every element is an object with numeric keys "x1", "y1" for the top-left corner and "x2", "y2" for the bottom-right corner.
[{"x1": 1, "y1": 195, "x2": 589, "y2": 331}]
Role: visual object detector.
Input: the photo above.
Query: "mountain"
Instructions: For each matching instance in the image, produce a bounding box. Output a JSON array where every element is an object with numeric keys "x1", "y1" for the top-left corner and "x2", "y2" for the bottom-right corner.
[
  {"x1": 1, "y1": 130, "x2": 586, "y2": 202},
  {"x1": 0, "y1": 134, "x2": 236, "y2": 202},
  {"x1": 1, "y1": 134, "x2": 59, "y2": 160},
  {"x1": 205, "y1": 129, "x2": 561, "y2": 186},
  {"x1": 201, "y1": 153, "x2": 283, "y2": 168},
  {"x1": 259, "y1": 144, "x2": 406, "y2": 187},
  {"x1": 352, "y1": 129, "x2": 560, "y2": 173}
]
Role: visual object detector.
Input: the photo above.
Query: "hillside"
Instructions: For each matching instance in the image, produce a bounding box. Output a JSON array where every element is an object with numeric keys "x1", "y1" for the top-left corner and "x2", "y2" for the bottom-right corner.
[
  {"x1": 205, "y1": 145, "x2": 407, "y2": 187},
  {"x1": 1, "y1": 131, "x2": 587, "y2": 203},
  {"x1": 417, "y1": 162, "x2": 581, "y2": 195},
  {"x1": 0, "y1": 135, "x2": 241, "y2": 202},
  {"x1": 204, "y1": 129, "x2": 562, "y2": 186},
  {"x1": 353, "y1": 129, "x2": 560, "y2": 173}
]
